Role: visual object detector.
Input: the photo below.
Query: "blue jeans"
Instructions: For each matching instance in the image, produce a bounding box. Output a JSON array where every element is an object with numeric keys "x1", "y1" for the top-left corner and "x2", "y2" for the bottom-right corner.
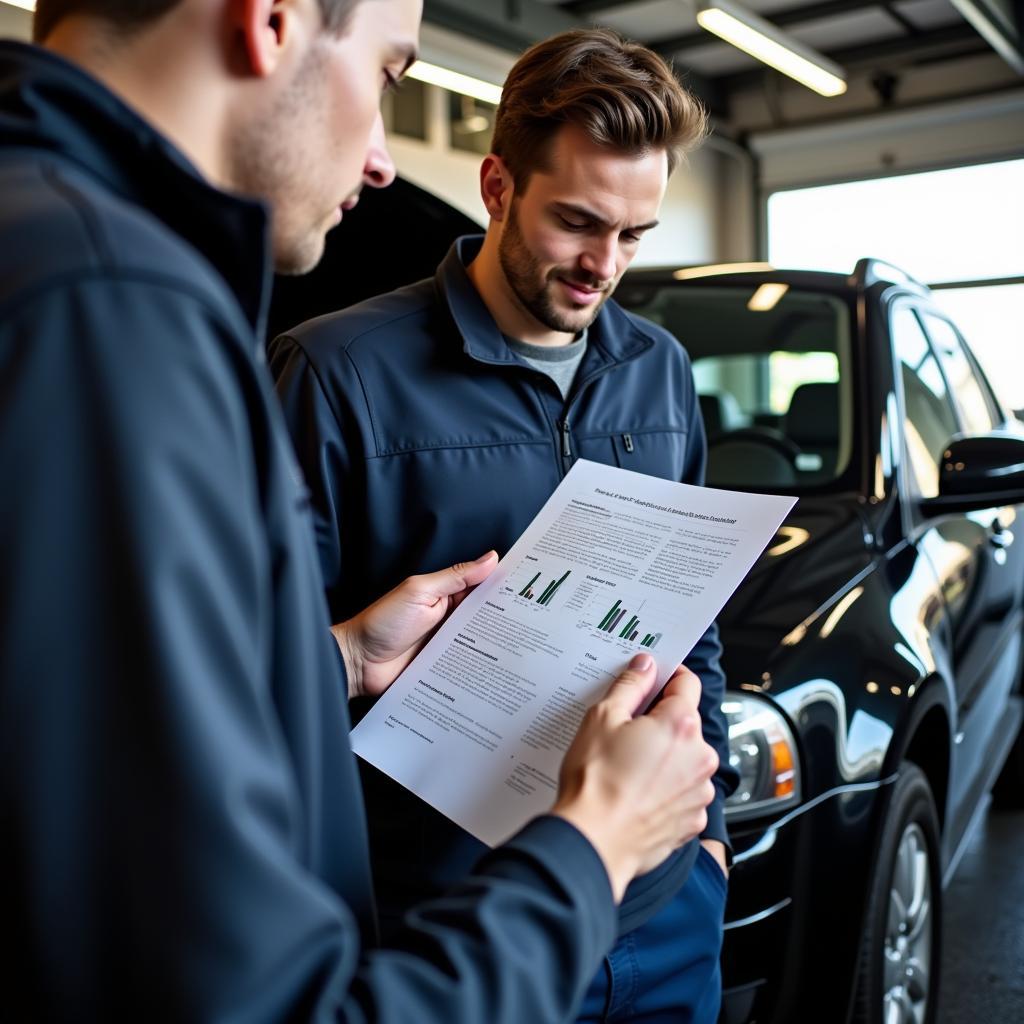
[{"x1": 576, "y1": 845, "x2": 727, "y2": 1024}]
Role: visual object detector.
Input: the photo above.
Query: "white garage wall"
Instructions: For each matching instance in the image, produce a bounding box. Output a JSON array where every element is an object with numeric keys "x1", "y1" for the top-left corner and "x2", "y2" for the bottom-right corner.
[
  {"x1": 634, "y1": 147, "x2": 720, "y2": 268},
  {"x1": 389, "y1": 137, "x2": 489, "y2": 224},
  {"x1": 0, "y1": 6, "x2": 32, "y2": 39},
  {"x1": 708, "y1": 136, "x2": 757, "y2": 263}
]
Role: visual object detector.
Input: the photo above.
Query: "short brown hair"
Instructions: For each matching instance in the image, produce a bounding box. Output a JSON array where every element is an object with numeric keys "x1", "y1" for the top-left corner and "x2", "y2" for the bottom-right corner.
[
  {"x1": 33, "y1": 0, "x2": 360, "y2": 43},
  {"x1": 491, "y1": 28, "x2": 707, "y2": 189}
]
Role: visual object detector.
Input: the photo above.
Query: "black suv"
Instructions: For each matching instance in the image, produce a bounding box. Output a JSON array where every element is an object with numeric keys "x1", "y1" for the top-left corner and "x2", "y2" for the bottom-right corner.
[{"x1": 615, "y1": 260, "x2": 1024, "y2": 1024}]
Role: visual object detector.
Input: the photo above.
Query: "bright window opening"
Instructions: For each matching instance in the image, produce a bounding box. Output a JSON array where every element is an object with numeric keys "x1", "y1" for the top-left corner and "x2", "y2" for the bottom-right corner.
[{"x1": 766, "y1": 159, "x2": 1024, "y2": 410}]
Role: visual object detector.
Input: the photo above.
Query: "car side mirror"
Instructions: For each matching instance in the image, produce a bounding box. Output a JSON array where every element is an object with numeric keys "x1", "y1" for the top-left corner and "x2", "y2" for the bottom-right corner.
[{"x1": 921, "y1": 433, "x2": 1024, "y2": 515}]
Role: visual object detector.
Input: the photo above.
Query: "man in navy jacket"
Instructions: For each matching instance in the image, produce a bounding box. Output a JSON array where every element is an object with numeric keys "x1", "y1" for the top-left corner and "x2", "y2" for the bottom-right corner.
[
  {"x1": 272, "y1": 29, "x2": 739, "y2": 1023},
  {"x1": 0, "y1": 1, "x2": 720, "y2": 1019}
]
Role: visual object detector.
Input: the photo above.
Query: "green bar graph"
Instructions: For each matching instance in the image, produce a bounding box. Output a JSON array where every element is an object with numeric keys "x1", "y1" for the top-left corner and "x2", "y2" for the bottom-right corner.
[
  {"x1": 594, "y1": 599, "x2": 663, "y2": 649},
  {"x1": 539, "y1": 569, "x2": 571, "y2": 606},
  {"x1": 518, "y1": 571, "x2": 541, "y2": 598},
  {"x1": 598, "y1": 599, "x2": 621, "y2": 630},
  {"x1": 513, "y1": 565, "x2": 571, "y2": 604}
]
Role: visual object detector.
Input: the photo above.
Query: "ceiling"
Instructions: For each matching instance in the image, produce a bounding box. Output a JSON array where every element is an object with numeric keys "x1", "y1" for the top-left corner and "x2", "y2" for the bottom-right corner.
[
  {"x1": 570, "y1": 0, "x2": 972, "y2": 78},
  {"x1": 424, "y1": 0, "x2": 1023, "y2": 129}
]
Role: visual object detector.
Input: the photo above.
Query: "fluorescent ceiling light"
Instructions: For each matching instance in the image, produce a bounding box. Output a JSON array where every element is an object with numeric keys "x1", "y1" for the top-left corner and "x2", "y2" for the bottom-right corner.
[
  {"x1": 406, "y1": 61, "x2": 502, "y2": 105},
  {"x1": 696, "y1": 0, "x2": 847, "y2": 98},
  {"x1": 747, "y1": 282, "x2": 789, "y2": 310},
  {"x1": 674, "y1": 262, "x2": 774, "y2": 280},
  {"x1": 2, "y1": 0, "x2": 36, "y2": 10}
]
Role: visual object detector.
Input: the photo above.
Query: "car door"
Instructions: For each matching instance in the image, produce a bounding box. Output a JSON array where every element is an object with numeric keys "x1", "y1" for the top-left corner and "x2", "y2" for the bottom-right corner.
[
  {"x1": 890, "y1": 301, "x2": 1001, "y2": 856},
  {"x1": 918, "y1": 309, "x2": 1024, "y2": 842}
]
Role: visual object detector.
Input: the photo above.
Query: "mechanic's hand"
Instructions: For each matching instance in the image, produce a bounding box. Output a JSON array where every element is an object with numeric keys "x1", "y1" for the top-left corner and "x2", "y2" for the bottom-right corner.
[
  {"x1": 552, "y1": 655, "x2": 719, "y2": 902},
  {"x1": 332, "y1": 551, "x2": 499, "y2": 700}
]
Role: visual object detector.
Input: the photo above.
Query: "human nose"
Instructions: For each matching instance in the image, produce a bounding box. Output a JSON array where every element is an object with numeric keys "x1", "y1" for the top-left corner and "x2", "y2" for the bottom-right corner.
[
  {"x1": 362, "y1": 111, "x2": 396, "y2": 190},
  {"x1": 579, "y1": 233, "x2": 618, "y2": 283}
]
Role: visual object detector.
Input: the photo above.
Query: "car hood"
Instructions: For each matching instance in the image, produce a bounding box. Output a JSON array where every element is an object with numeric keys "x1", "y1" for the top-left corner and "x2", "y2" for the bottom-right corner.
[{"x1": 716, "y1": 494, "x2": 873, "y2": 688}]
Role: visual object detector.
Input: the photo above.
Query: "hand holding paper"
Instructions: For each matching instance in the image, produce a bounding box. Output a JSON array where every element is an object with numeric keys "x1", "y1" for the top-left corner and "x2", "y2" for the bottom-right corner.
[
  {"x1": 333, "y1": 550, "x2": 500, "y2": 700},
  {"x1": 351, "y1": 460, "x2": 796, "y2": 846},
  {"x1": 552, "y1": 657, "x2": 718, "y2": 901}
]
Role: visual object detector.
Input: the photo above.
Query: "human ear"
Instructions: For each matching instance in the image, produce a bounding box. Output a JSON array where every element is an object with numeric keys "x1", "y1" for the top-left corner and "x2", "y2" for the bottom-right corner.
[
  {"x1": 479, "y1": 154, "x2": 514, "y2": 222},
  {"x1": 237, "y1": 0, "x2": 296, "y2": 77}
]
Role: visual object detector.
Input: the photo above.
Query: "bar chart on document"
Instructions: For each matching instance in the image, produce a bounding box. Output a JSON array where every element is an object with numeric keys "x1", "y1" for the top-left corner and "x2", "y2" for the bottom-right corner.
[
  {"x1": 501, "y1": 554, "x2": 573, "y2": 610},
  {"x1": 576, "y1": 589, "x2": 673, "y2": 651}
]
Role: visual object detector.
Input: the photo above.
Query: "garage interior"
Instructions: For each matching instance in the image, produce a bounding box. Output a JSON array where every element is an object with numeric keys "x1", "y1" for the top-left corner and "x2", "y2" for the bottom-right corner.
[{"x1": 2, "y1": 0, "x2": 1021, "y2": 1021}]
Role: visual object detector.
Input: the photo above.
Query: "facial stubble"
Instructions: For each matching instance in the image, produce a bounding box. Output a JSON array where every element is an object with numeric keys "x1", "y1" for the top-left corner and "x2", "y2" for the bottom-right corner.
[
  {"x1": 497, "y1": 200, "x2": 611, "y2": 336},
  {"x1": 226, "y1": 45, "x2": 333, "y2": 276}
]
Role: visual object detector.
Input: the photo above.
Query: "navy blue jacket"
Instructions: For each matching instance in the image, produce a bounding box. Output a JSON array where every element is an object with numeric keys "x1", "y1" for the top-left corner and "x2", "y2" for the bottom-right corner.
[
  {"x1": 0, "y1": 42, "x2": 618, "y2": 1021},
  {"x1": 269, "y1": 237, "x2": 739, "y2": 936}
]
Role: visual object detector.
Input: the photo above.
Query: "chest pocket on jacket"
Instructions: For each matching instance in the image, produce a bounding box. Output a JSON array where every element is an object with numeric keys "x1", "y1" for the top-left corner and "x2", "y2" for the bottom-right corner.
[{"x1": 608, "y1": 429, "x2": 688, "y2": 478}]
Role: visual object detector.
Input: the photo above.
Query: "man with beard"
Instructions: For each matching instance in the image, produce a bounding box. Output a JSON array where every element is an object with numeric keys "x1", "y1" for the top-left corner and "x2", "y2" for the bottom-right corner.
[
  {"x1": 271, "y1": 28, "x2": 738, "y2": 1023},
  {"x1": 1, "y1": 1, "x2": 720, "y2": 1019}
]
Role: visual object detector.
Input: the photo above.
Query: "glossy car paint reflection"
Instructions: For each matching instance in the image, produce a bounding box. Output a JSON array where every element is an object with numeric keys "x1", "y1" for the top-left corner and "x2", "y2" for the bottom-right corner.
[{"x1": 618, "y1": 263, "x2": 1024, "y2": 1024}]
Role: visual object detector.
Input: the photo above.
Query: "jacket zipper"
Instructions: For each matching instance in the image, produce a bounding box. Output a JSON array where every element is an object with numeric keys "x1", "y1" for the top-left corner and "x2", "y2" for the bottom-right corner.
[
  {"x1": 623, "y1": 432, "x2": 634, "y2": 453},
  {"x1": 550, "y1": 355, "x2": 642, "y2": 478}
]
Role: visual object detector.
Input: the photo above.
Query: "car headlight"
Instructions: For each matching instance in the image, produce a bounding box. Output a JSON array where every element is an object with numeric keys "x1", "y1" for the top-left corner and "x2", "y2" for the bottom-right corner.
[{"x1": 723, "y1": 692, "x2": 800, "y2": 822}]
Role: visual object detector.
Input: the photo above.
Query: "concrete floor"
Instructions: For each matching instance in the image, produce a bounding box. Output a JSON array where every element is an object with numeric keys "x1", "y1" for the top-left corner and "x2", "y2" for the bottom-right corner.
[{"x1": 937, "y1": 803, "x2": 1024, "y2": 1023}]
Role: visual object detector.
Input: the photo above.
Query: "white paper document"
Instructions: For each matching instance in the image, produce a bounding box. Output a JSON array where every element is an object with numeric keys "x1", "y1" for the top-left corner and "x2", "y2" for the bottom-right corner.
[{"x1": 351, "y1": 460, "x2": 796, "y2": 847}]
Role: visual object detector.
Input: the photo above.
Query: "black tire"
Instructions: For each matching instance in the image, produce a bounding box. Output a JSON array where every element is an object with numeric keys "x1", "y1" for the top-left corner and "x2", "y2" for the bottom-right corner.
[
  {"x1": 853, "y1": 763, "x2": 942, "y2": 1024},
  {"x1": 992, "y1": 721, "x2": 1024, "y2": 808}
]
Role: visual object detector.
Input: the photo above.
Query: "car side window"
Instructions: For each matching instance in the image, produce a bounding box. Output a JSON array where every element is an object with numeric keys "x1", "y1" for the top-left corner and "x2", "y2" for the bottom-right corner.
[
  {"x1": 921, "y1": 313, "x2": 996, "y2": 434},
  {"x1": 891, "y1": 306, "x2": 960, "y2": 499}
]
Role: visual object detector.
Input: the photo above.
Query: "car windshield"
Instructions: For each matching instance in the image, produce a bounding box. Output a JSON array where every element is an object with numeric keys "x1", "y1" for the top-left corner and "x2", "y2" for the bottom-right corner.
[{"x1": 620, "y1": 283, "x2": 855, "y2": 491}]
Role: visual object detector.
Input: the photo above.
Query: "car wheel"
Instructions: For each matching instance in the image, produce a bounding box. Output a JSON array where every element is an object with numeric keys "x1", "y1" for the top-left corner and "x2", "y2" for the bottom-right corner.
[{"x1": 853, "y1": 763, "x2": 941, "y2": 1024}]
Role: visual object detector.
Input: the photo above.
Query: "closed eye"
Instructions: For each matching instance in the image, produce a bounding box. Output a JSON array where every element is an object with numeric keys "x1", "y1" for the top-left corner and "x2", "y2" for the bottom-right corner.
[{"x1": 559, "y1": 215, "x2": 589, "y2": 231}]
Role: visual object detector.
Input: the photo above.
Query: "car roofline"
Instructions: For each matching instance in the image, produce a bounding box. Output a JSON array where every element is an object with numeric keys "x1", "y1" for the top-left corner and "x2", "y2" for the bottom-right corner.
[{"x1": 624, "y1": 258, "x2": 932, "y2": 299}]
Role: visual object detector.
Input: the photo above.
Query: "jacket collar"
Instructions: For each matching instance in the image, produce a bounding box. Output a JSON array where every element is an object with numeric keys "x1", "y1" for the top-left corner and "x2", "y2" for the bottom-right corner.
[
  {"x1": 0, "y1": 42, "x2": 271, "y2": 339},
  {"x1": 436, "y1": 235, "x2": 656, "y2": 369}
]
